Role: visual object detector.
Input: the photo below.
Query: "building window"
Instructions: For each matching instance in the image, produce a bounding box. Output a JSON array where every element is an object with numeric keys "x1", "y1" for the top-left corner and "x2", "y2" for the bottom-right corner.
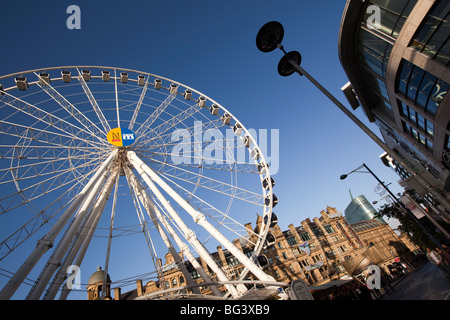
[
  {"x1": 396, "y1": 60, "x2": 449, "y2": 116},
  {"x1": 331, "y1": 235, "x2": 340, "y2": 242},
  {"x1": 402, "y1": 121, "x2": 433, "y2": 150},
  {"x1": 226, "y1": 256, "x2": 240, "y2": 266},
  {"x1": 363, "y1": 0, "x2": 417, "y2": 39},
  {"x1": 286, "y1": 236, "x2": 298, "y2": 246},
  {"x1": 299, "y1": 232, "x2": 311, "y2": 241},
  {"x1": 312, "y1": 228, "x2": 323, "y2": 237},
  {"x1": 358, "y1": 28, "x2": 393, "y2": 78},
  {"x1": 274, "y1": 270, "x2": 280, "y2": 279},
  {"x1": 399, "y1": 100, "x2": 434, "y2": 137},
  {"x1": 410, "y1": 0, "x2": 450, "y2": 66},
  {"x1": 324, "y1": 225, "x2": 335, "y2": 234}
]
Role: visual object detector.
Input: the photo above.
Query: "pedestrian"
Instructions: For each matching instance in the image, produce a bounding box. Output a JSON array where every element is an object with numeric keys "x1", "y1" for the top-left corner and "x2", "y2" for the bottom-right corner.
[
  {"x1": 439, "y1": 244, "x2": 450, "y2": 267},
  {"x1": 426, "y1": 247, "x2": 450, "y2": 279},
  {"x1": 355, "y1": 283, "x2": 372, "y2": 300},
  {"x1": 380, "y1": 269, "x2": 394, "y2": 294}
]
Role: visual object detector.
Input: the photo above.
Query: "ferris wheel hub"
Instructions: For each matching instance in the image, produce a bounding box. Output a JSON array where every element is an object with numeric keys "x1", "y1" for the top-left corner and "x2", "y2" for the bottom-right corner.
[{"x1": 106, "y1": 127, "x2": 136, "y2": 147}]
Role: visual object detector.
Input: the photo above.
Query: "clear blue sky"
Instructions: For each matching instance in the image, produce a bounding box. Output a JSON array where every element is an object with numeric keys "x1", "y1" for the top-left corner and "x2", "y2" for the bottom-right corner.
[{"x1": 0, "y1": 0, "x2": 405, "y2": 299}]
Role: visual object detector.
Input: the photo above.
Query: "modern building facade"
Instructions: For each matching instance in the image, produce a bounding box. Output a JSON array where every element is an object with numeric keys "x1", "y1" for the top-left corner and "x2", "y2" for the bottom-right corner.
[
  {"x1": 339, "y1": 0, "x2": 450, "y2": 217},
  {"x1": 345, "y1": 194, "x2": 387, "y2": 224},
  {"x1": 89, "y1": 206, "x2": 419, "y2": 300}
]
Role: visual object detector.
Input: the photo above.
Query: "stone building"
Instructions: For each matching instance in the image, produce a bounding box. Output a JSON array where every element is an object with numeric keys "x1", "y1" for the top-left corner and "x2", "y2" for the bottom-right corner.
[
  {"x1": 90, "y1": 206, "x2": 419, "y2": 300},
  {"x1": 86, "y1": 266, "x2": 112, "y2": 300}
]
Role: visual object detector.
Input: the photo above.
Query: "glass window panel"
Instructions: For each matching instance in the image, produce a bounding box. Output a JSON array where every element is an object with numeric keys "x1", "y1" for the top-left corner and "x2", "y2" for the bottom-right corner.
[
  {"x1": 417, "y1": 113, "x2": 425, "y2": 129},
  {"x1": 359, "y1": 29, "x2": 389, "y2": 57},
  {"x1": 413, "y1": 15, "x2": 441, "y2": 47},
  {"x1": 402, "y1": 0, "x2": 417, "y2": 17},
  {"x1": 410, "y1": 110, "x2": 417, "y2": 123},
  {"x1": 370, "y1": 0, "x2": 413, "y2": 16},
  {"x1": 427, "y1": 78, "x2": 450, "y2": 114},
  {"x1": 418, "y1": 133, "x2": 426, "y2": 146},
  {"x1": 376, "y1": 77, "x2": 390, "y2": 100},
  {"x1": 378, "y1": 7, "x2": 399, "y2": 36},
  {"x1": 426, "y1": 98, "x2": 439, "y2": 116},
  {"x1": 435, "y1": 42, "x2": 450, "y2": 65},
  {"x1": 400, "y1": 100, "x2": 409, "y2": 116},
  {"x1": 397, "y1": 60, "x2": 412, "y2": 94},
  {"x1": 406, "y1": 67, "x2": 424, "y2": 101},
  {"x1": 410, "y1": 1, "x2": 450, "y2": 65},
  {"x1": 392, "y1": 17, "x2": 406, "y2": 38},
  {"x1": 430, "y1": 0, "x2": 450, "y2": 20},
  {"x1": 427, "y1": 121, "x2": 434, "y2": 137},
  {"x1": 359, "y1": 45, "x2": 384, "y2": 77},
  {"x1": 383, "y1": 99, "x2": 392, "y2": 110},
  {"x1": 416, "y1": 73, "x2": 437, "y2": 108},
  {"x1": 426, "y1": 139, "x2": 433, "y2": 150},
  {"x1": 424, "y1": 24, "x2": 449, "y2": 58}
]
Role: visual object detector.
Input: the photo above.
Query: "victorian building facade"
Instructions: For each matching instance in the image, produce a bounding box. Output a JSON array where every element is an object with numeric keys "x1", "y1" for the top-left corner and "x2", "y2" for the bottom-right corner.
[{"x1": 88, "y1": 206, "x2": 419, "y2": 300}]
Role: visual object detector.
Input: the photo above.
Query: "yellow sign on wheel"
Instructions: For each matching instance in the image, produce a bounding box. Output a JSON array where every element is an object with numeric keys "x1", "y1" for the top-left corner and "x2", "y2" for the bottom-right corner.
[{"x1": 107, "y1": 127, "x2": 136, "y2": 147}]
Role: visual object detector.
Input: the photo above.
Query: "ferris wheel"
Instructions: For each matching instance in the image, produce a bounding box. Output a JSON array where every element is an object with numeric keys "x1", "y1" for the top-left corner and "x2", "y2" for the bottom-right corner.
[{"x1": 0, "y1": 66, "x2": 282, "y2": 300}]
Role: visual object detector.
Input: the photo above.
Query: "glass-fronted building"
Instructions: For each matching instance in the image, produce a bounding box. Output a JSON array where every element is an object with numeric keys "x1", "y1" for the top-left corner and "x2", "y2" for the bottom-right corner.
[
  {"x1": 344, "y1": 195, "x2": 387, "y2": 225},
  {"x1": 339, "y1": 0, "x2": 450, "y2": 212}
]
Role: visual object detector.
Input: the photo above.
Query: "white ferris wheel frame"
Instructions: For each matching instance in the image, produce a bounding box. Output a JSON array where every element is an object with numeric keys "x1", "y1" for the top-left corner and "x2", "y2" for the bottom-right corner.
[{"x1": 0, "y1": 66, "x2": 281, "y2": 300}]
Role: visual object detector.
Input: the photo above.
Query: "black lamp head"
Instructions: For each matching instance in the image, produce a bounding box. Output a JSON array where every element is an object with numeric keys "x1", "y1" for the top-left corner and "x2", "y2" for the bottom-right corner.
[{"x1": 256, "y1": 21, "x2": 284, "y2": 53}]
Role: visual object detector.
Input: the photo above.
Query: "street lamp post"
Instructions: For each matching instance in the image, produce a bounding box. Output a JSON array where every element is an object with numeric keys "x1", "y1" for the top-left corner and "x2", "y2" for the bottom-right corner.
[
  {"x1": 256, "y1": 21, "x2": 450, "y2": 214},
  {"x1": 341, "y1": 163, "x2": 448, "y2": 246}
]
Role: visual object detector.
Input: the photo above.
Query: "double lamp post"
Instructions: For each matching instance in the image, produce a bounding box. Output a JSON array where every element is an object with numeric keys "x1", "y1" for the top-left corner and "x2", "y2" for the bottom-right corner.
[{"x1": 256, "y1": 21, "x2": 450, "y2": 246}]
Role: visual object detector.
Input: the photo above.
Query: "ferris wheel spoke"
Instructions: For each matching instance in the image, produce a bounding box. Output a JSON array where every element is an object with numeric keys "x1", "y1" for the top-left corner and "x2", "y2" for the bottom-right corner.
[
  {"x1": 0, "y1": 177, "x2": 89, "y2": 261},
  {"x1": 0, "y1": 152, "x2": 102, "y2": 177},
  {"x1": 129, "y1": 75, "x2": 150, "y2": 131},
  {"x1": 128, "y1": 151, "x2": 274, "y2": 290},
  {"x1": 135, "y1": 117, "x2": 226, "y2": 155},
  {"x1": 151, "y1": 158, "x2": 264, "y2": 206},
  {"x1": 76, "y1": 68, "x2": 111, "y2": 133},
  {"x1": 0, "y1": 90, "x2": 103, "y2": 145},
  {"x1": 33, "y1": 72, "x2": 107, "y2": 142},
  {"x1": 0, "y1": 120, "x2": 108, "y2": 154},
  {"x1": 0, "y1": 155, "x2": 107, "y2": 215},
  {"x1": 142, "y1": 149, "x2": 259, "y2": 175},
  {"x1": 0, "y1": 151, "x2": 107, "y2": 189},
  {"x1": 134, "y1": 100, "x2": 203, "y2": 147},
  {"x1": 156, "y1": 171, "x2": 261, "y2": 247},
  {"x1": 134, "y1": 90, "x2": 177, "y2": 140}
]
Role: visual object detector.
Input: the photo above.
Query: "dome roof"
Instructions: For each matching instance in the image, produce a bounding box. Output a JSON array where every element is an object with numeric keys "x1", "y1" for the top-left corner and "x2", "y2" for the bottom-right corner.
[{"x1": 88, "y1": 267, "x2": 111, "y2": 285}]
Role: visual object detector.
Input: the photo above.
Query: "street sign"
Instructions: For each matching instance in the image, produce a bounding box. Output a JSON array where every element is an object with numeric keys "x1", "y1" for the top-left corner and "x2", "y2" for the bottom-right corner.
[{"x1": 289, "y1": 279, "x2": 314, "y2": 300}]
